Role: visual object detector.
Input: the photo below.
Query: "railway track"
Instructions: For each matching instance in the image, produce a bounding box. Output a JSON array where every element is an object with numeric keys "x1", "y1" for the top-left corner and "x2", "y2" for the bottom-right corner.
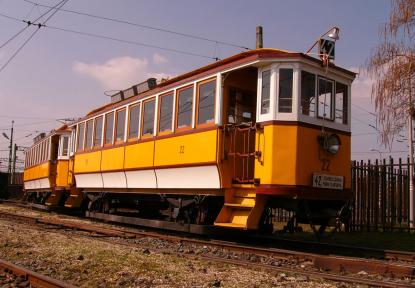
[
  {"x1": 0, "y1": 208, "x2": 414, "y2": 287},
  {"x1": 0, "y1": 259, "x2": 76, "y2": 288}
]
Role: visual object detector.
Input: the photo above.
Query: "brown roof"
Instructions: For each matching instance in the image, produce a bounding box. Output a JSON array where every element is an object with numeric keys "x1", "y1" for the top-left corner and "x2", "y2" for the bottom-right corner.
[{"x1": 80, "y1": 48, "x2": 355, "y2": 120}]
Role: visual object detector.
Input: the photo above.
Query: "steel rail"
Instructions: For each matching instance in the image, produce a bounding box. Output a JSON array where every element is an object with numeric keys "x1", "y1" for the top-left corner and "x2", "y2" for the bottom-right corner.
[
  {"x1": 0, "y1": 209, "x2": 414, "y2": 286},
  {"x1": 0, "y1": 259, "x2": 76, "y2": 288}
]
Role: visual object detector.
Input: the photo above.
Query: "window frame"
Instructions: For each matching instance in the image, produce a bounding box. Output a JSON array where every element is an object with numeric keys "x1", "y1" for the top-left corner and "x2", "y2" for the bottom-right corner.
[
  {"x1": 128, "y1": 103, "x2": 141, "y2": 141},
  {"x1": 196, "y1": 77, "x2": 216, "y2": 128},
  {"x1": 104, "y1": 111, "x2": 115, "y2": 146},
  {"x1": 317, "y1": 76, "x2": 335, "y2": 121},
  {"x1": 114, "y1": 108, "x2": 127, "y2": 144},
  {"x1": 77, "y1": 122, "x2": 85, "y2": 152},
  {"x1": 84, "y1": 119, "x2": 94, "y2": 151},
  {"x1": 260, "y1": 70, "x2": 271, "y2": 115},
  {"x1": 141, "y1": 97, "x2": 156, "y2": 138},
  {"x1": 93, "y1": 115, "x2": 103, "y2": 148},
  {"x1": 175, "y1": 84, "x2": 194, "y2": 132},
  {"x1": 158, "y1": 91, "x2": 174, "y2": 135},
  {"x1": 335, "y1": 81, "x2": 348, "y2": 125},
  {"x1": 278, "y1": 68, "x2": 294, "y2": 114}
]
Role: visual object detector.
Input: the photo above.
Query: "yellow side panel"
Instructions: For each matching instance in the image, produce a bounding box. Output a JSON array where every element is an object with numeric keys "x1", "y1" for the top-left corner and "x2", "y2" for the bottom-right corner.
[
  {"x1": 56, "y1": 160, "x2": 69, "y2": 187},
  {"x1": 124, "y1": 141, "x2": 154, "y2": 169},
  {"x1": 254, "y1": 125, "x2": 298, "y2": 185},
  {"x1": 68, "y1": 158, "x2": 74, "y2": 185},
  {"x1": 101, "y1": 147, "x2": 125, "y2": 171},
  {"x1": 296, "y1": 127, "x2": 351, "y2": 188},
  {"x1": 74, "y1": 151, "x2": 102, "y2": 173},
  {"x1": 23, "y1": 162, "x2": 51, "y2": 181},
  {"x1": 154, "y1": 130, "x2": 217, "y2": 166},
  {"x1": 254, "y1": 124, "x2": 351, "y2": 188}
]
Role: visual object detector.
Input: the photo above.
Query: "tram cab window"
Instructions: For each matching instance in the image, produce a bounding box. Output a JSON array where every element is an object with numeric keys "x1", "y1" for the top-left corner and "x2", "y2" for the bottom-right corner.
[
  {"x1": 159, "y1": 93, "x2": 173, "y2": 133},
  {"x1": 142, "y1": 99, "x2": 155, "y2": 136},
  {"x1": 115, "y1": 108, "x2": 126, "y2": 142},
  {"x1": 318, "y1": 78, "x2": 334, "y2": 120},
  {"x1": 94, "y1": 116, "x2": 103, "y2": 147},
  {"x1": 128, "y1": 104, "x2": 140, "y2": 139},
  {"x1": 104, "y1": 112, "x2": 114, "y2": 145},
  {"x1": 77, "y1": 122, "x2": 85, "y2": 151},
  {"x1": 176, "y1": 86, "x2": 193, "y2": 129},
  {"x1": 301, "y1": 71, "x2": 316, "y2": 116},
  {"x1": 260, "y1": 70, "x2": 271, "y2": 114},
  {"x1": 278, "y1": 69, "x2": 293, "y2": 113},
  {"x1": 197, "y1": 79, "x2": 216, "y2": 126},
  {"x1": 335, "y1": 82, "x2": 348, "y2": 124}
]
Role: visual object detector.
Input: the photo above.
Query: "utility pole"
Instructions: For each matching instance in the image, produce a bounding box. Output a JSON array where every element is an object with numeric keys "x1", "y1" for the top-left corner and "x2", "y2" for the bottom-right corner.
[
  {"x1": 11, "y1": 143, "x2": 17, "y2": 185},
  {"x1": 409, "y1": 62, "x2": 414, "y2": 229},
  {"x1": 256, "y1": 26, "x2": 263, "y2": 49},
  {"x1": 7, "y1": 121, "x2": 14, "y2": 185}
]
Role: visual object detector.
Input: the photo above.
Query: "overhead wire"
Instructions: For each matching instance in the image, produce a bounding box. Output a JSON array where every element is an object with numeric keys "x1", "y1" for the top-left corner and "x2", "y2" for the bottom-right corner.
[
  {"x1": 0, "y1": 0, "x2": 66, "y2": 49},
  {"x1": 0, "y1": 11, "x2": 220, "y2": 60},
  {"x1": 22, "y1": 0, "x2": 250, "y2": 51},
  {"x1": 0, "y1": 0, "x2": 69, "y2": 73}
]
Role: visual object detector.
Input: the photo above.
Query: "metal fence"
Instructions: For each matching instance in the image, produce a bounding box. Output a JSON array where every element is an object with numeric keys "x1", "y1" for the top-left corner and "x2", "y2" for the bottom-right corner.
[
  {"x1": 351, "y1": 158, "x2": 411, "y2": 232},
  {"x1": 271, "y1": 158, "x2": 413, "y2": 232}
]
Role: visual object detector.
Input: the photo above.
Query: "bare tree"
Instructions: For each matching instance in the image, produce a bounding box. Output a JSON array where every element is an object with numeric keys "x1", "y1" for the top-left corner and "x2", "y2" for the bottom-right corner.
[{"x1": 366, "y1": 0, "x2": 415, "y2": 147}]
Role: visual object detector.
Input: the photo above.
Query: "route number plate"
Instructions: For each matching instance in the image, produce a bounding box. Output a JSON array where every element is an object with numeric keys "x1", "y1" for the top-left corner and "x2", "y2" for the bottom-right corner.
[{"x1": 312, "y1": 173, "x2": 343, "y2": 190}]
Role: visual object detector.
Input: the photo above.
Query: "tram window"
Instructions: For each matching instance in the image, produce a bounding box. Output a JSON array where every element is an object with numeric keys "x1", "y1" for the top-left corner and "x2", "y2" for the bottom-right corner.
[
  {"x1": 301, "y1": 71, "x2": 316, "y2": 116},
  {"x1": 278, "y1": 69, "x2": 293, "y2": 113},
  {"x1": 318, "y1": 78, "x2": 334, "y2": 120},
  {"x1": 104, "y1": 112, "x2": 114, "y2": 145},
  {"x1": 62, "y1": 137, "x2": 69, "y2": 157},
  {"x1": 197, "y1": 79, "x2": 216, "y2": 125},
  {"x1": 94, "y1": 116, "x2": 103, "y2": 147},
  {"x1": 260, "y1": 70, "x2": 271, "y2": 114},
  {"x1": 77, "y1": 122, "x2": 85, "y2": 151},
  {"x1": 142, "y1": 98, "x2": 155, "y2": 136},
  {"x1": 159, "y1": 93, "x2": 173, "y2": 133},
  {"x1": 70, "y1": 127, "x2": 76, "y2": 155},
  {"x1": 128, "y1": 104, "x2": 140, "y2": 139},
  {"x1": 85, "y1": 120, "x2": 93, "y2": 149},
  {"x1": 176, "y1": 86, "x2": 193, "y2": 129},
  {"x1": 115, "y1": 108, "x2": 126, "y2": 142},
  {"x1": 335, "y1": 82, "x2": 348, "y2": 124},
  {"x1": 46, "y1": 140, "x2": 50, "y2": 161}
]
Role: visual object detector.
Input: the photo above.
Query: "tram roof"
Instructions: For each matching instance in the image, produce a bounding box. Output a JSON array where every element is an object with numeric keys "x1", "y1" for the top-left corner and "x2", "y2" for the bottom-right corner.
[{"x1": 82, "y1": 48, "x2": 356, "y2": 120}]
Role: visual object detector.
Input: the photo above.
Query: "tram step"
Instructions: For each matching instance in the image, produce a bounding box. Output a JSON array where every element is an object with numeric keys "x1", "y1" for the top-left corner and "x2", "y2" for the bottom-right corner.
[
  {"x1": 214, "y1": 189, "x2": 268, "y2": 230},
  {"x1": 64, "y1": 188, "x2": 83, "y2": 208},
  {"x1": 224, "y1": 203, "x2": 254, "y2": 209},
  {"x1": 45, "y1": 190, "x2": 64, "y2": 206}
]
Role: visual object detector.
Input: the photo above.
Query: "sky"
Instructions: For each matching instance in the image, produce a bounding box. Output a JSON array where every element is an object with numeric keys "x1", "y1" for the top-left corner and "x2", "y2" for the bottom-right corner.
[{"x1": 0, "y1": 0, "x2": 407, "y2": 171}]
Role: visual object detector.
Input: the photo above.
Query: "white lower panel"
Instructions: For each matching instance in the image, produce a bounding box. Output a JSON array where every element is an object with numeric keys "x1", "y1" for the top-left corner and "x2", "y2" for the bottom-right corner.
[
  {"x1": 34, "y1": 180, "x2": 40, "y2": 189},
  {"x1": 24, "y1": 180, "x2": 34, "y2": 190},
  {"x1": 125, "y1": 170, "x2": 157, "y2": 189},
  {"x1": 75, "y1": 173, "x2": 103, "y2": 188},
  {"x1": 155, "y1": 165, "x2": 220, "y2": 189},
  {"x1": 102, "y1": 172, "x2": 127, "y2": 189},
  {"x1": 39, "y1": 178, "x2": 50, "y2": 189}
]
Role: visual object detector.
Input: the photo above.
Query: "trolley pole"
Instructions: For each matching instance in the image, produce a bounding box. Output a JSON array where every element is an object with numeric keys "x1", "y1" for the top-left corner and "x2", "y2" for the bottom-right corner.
[{"x1": 256, "y1": 26, "x2": 263, "y2": 49}]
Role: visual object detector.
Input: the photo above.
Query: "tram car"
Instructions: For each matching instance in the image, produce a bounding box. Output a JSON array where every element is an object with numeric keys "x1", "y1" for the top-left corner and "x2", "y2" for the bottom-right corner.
[{"x1": 23, "y1": 48, "x2": 355, "y2": 234}]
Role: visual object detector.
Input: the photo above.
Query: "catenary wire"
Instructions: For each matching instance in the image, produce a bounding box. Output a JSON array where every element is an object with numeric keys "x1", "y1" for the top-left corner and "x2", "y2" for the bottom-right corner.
[
  {"x1": 22, "y1": 0, "x2": 250, "y2": 51},
  {"x1": 0, "y1": 0, "x2": 69, "y2": 73},
  {"x1": 0, "y1": 0, "x2": 66, "y2": 49},
  {"x1": 0, "y1": 12, "x2": 219, "y2": 61}
]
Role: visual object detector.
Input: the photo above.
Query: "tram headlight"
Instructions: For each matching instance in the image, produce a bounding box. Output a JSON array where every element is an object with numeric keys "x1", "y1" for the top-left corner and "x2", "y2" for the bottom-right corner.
[{"x1": 318, "y1": 133, "x2": 341, "y2": 155}]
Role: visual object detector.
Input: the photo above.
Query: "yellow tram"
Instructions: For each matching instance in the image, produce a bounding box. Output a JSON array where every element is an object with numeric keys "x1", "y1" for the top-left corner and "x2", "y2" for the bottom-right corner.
[{"x1": 24, "y1": 48, "x2": 355, "y2": 233}]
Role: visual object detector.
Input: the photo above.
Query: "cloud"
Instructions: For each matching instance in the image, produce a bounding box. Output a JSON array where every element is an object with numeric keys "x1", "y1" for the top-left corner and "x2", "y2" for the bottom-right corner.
[
  {"x1": 73, "y1": 56, "x2": 170, "y2": 90},
  {"x1": 349, "y1": 67, "x2": 373, "y2": 101},
  {"x1": 153, "y1": 53, "x2": 168, "y2": 65}
]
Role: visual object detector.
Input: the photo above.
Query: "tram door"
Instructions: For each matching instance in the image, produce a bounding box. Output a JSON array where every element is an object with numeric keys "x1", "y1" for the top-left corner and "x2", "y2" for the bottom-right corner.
[{"x1": 224, "y1": 67, "x2": 257, "y2": 184}]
